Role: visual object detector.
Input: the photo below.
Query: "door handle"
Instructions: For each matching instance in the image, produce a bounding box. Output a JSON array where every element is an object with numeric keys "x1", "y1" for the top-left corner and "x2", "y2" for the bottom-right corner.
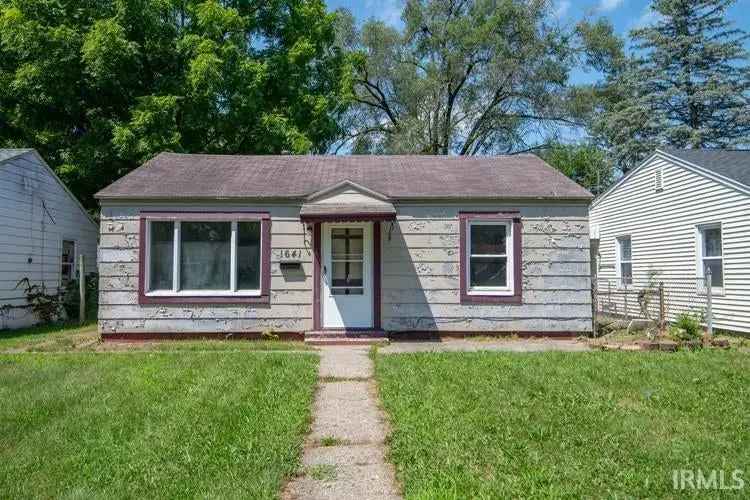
[{"x1": 323, "y1": 265, "x2": 327, "y2": 275}]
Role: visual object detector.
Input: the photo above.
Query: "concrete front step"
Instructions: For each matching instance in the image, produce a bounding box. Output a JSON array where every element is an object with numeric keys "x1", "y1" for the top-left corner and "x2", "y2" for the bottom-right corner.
[
  {"x1": 305, "y1": 330, "x2": 388, "y2": 339},
  {"x1": 305, "y1": 337, "x2": 389, "y2": 346}
]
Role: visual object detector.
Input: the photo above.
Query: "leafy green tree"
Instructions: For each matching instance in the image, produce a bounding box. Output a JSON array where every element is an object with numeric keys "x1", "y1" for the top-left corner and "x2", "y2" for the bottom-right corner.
[
  {"x1": 0, "y1": 0, "x2": 349, "y2": 208},
  {"x1": 540, "y1": 143, "x2": 614, "y2": 195},
  {"x1": 335, "y1": 0, "x2": 597, "y2": 155},
  {"x1": 591, "y1": 0, "x2": 750, "y2": 172}
]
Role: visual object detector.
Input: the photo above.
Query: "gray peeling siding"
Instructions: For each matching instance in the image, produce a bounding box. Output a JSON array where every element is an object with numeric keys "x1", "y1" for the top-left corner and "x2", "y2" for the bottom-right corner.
[
  {"x1": 98, "y1": 202, "x2": 592, "y2": 334},
  {"x1": 381, "y1": 204, "x2": 592, "y2": 333}
]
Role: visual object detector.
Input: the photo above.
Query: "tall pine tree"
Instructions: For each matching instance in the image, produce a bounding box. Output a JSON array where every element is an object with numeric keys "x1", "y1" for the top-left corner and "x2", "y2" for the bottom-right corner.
[{"x1": 593, "y1": 0, "x2": 750, "y2": 171}]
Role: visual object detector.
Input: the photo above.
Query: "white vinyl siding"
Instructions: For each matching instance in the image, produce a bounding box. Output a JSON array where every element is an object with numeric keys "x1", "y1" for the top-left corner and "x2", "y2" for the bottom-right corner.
[
  {"x1": 591, "y1": 155, "x2": 750, "y2": 333},
  {"x1": 0, "y1": 151, "x2": 98, "y2": 329}
]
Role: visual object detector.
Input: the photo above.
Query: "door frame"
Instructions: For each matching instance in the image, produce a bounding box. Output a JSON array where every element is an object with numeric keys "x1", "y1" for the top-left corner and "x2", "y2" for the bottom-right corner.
[{"x1": 313, "y1": 221, "x2": 381, "y2": 331}]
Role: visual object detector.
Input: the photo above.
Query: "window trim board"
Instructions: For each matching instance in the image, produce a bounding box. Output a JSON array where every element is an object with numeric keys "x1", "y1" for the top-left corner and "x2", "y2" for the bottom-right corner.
[
  {"x1": 459, "y1": 212, "x2": 522, "y2": 304},
  {"x1": 138, "y1": 212, "x2": 271, "y2": 305},
  {"x1": 60, "y1": 238, "x2": 77, "y2": 288},
  {"x1": 615, "y1": 235, "x2": 632, "y2": 288}
]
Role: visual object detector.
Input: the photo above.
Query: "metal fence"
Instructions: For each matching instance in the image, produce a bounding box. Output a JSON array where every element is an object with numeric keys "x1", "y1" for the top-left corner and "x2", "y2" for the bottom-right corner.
[{"x1": 593, "y1": 269, "x2": 714, "y2": 336}]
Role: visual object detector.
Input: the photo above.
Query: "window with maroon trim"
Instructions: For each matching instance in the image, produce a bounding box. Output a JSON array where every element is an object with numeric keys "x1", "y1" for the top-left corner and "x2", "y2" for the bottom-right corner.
[
  {"x1": 140, "y1": 213, "x2": 270, "y2": 303},
  {"x1": 460, "y1": 213, "x2": 522, "y2": 304}
]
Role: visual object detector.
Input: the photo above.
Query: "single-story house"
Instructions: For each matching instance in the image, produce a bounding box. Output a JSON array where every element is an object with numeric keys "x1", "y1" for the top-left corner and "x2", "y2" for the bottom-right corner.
[
  {"x1": 0, "y1": 149, "x2": 98, "y2": 329},
  {"x1": 590, "y1": 148, "x2": 750, "y2": 333},
  {"x1": 95, "y1": 154, "x2": 593, "y2": 341}
]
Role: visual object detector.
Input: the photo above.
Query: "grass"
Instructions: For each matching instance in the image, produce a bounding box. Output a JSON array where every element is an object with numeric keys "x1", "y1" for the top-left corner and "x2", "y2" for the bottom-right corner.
[
  {"x1": 0, "y1": 350, "x2": 318, "y2": 498},
  {"x1": 376, "y1": 351, "x2": 750, "y2": 498},
  {"x1": 0, "y1": 321, "x2": 98, "y2": 351},
  {"x1": 0, "y1": 322, "x2": 312, "y2": 352},
  {"x1": 319, "y1": 436, "x2": 345, "y2": 447},
  {"x1": 306, "y1": 464, "x2": 337, "y2": 481}
]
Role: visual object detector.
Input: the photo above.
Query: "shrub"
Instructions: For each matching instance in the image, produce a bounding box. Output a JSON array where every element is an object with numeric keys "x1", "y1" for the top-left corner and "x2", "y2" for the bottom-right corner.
[
  {"x1": 670, "y1": 312, "x2": 702, "y2": 340},
  {"x1": 61, "y1": 273, "x2": 99, "y2": 321}
]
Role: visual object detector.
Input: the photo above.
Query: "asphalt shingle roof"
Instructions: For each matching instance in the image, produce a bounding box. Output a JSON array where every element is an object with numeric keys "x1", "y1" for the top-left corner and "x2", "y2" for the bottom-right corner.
[
  {"x1": 0, "y1": 149, "x2": 33, "y2": 165},
  {"x1": 660, "y1": 148, "x2": 750, "y2": 188},
  {"x1": 95, "y1": 153, "x2": 593, "y2": 201}
]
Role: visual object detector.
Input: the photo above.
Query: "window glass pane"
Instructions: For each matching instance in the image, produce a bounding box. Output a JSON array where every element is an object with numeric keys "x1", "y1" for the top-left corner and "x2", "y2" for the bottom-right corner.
[
  {"x1": 471, "y1": 224, "x2": 506, "y2": 255},
  {"x1": 703, "y1": 259, "x2": 723, "y2": 287},
  {"x1": 621, "y1": 263, "x2": 632, "y2": 285},
  {"x1": 180, "y1": 222, "x2": 231, "y2": 290},
  {"x1": 332, "y1": 261, "x2": 363, "y2": 288},
  {"x1": 149, "y1": 222, "x2": 174, "y2": 291},
  {"x1": 703, "y1": 228, "x2": 722, "y2": 257},
  {"x1": 237, "y1": 221, "x2": 261, "y2": 290},
  {"x1": 619, "y1": 237, "x2": 631, "y2": 261},
  {"x1": 332, "y1": 228, "x2": 363, "y2": 260},
  {"x1": 470, "y1": 257, "x2": 507, "y2": 287}
]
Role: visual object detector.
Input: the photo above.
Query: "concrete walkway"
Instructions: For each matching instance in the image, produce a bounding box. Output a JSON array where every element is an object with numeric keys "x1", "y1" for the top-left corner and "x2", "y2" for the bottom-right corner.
[{"x1": 283, "y1": 347, "x2": 401, "y2": 500}]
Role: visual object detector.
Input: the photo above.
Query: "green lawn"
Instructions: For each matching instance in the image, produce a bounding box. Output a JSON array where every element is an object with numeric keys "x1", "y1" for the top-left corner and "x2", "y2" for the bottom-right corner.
[
  {"x1": 0, "y1": 322, "x2": 99, "y2": 351},
  {"x1": 0, "y1": 351, "x2": 318, "y2": 498},
  {"x1": 376, "y1": 351, "x2": 750, "y2": 498}
]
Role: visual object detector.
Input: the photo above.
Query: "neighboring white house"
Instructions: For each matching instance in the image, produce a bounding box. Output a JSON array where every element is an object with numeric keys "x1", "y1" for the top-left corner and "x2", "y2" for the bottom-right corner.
[
  {"x1": 590, "y1": 148, "x2": 750, "y2": 334},
  {"x1": 0, "y1": 149, "x2": 98, "y2": 329}
]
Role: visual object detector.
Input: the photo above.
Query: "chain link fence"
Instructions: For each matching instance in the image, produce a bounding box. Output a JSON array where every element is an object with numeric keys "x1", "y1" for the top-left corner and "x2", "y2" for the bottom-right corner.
[{"x1": 593, "y1": 269, "x2": 714, "y2": 336}]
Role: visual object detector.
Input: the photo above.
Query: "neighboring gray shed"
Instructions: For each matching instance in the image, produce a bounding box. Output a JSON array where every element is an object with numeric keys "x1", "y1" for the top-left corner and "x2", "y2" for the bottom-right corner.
[
  {"x1": 0, "y1": 149, "x2": 98, "y2": 329},
  {"x1": 95, "y1": 153, "x2": 594, "y2": 341}
]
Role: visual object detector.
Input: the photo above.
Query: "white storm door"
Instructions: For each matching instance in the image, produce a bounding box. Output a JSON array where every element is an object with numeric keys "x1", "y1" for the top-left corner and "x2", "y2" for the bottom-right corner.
[{"x1": 322, "y1": 222, "x2": 373, "y2": 328}]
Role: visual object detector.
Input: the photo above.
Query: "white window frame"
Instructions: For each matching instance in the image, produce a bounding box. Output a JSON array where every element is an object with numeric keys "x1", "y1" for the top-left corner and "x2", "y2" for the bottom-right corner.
[
  {"x1": 616, "y1": 235, "x2": 632, "y2": 288},
  {"x1": 60, "y1": 238, "x2": 77, "y2": 286},
  {"x1": 144, "y1": 219, "x2": 263, "y2": 297},
  {"x1": 466, "y1": 220, "x2": 514, "y2": 296},
  {"x1": 696, "y1": 223, "x2": 724, "y2": 295}
]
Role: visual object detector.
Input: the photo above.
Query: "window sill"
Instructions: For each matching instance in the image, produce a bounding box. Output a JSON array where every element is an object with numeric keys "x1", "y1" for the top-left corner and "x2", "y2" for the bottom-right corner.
[
  {"x1": 697, "y1": 287, "x2": 725, "y2": 297},
  {"x1": 139, "y1": 293, "x2": 270, "y2": 305},
  {"x1": 461, "y1": 292, "x2": 522, "y2": 305}
]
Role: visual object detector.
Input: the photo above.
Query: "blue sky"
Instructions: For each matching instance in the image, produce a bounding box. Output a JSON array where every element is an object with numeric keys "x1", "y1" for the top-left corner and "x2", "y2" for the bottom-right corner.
[{"x1": 327, "y1": 0, "x2": 750, "y2": 85}]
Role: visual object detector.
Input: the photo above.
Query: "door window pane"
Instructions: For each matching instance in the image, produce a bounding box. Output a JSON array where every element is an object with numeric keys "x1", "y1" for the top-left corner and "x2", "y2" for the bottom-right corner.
[
  {"x1": 332, "y1": 228, "x2": 363, "y2": 260},
  {"x1": 470, "y1": 257, "x2": 507, "y2": 287},
  {"x1": 331, "y1": 227, "x2": 364, "y2": 295},
  {"x1": 237, "y1": 221, "x2": 261, "y2": 290},
  {"x1": 471, "y1": 224, "x2": 506, "y2": 255},
  {"x1": 180, "y1": 222, "x2": 231, "y2": 290},
  {"x1": 149, "y1": 222, "x2": 174, "y2": 291}
]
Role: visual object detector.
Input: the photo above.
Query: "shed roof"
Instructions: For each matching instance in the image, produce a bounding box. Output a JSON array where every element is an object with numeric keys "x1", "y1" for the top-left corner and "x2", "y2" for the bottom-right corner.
[
  {"x1": 0, "y1": 149, "x2": 34, "y2": 165},
  {"x1": 95, "y1": 153, "x2": 593, "y2": 201}
]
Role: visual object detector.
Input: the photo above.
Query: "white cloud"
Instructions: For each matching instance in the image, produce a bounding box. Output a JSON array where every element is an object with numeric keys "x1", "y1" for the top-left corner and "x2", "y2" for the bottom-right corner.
[{"x1": 597, "y1": 0, "x2": 624, "y2": 12}]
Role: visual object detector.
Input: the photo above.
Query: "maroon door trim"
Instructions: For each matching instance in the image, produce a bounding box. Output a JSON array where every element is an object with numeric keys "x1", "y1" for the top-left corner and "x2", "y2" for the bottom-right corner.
[
  {"x1": 138, "y1": 212, "x2": 271, "y2": 305},
  {"x1": 312, "y1": 222, "x2": 322, "y2": 330},
  {"x1": 373, "y1": 221, "x2": 382, "y2": 330},
  {"x1": 459, "y1": 211, "x2": 523, "y2": 304},
  {"x1": 312, "y1": 221, "x2": 382, "y2": 331}
]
